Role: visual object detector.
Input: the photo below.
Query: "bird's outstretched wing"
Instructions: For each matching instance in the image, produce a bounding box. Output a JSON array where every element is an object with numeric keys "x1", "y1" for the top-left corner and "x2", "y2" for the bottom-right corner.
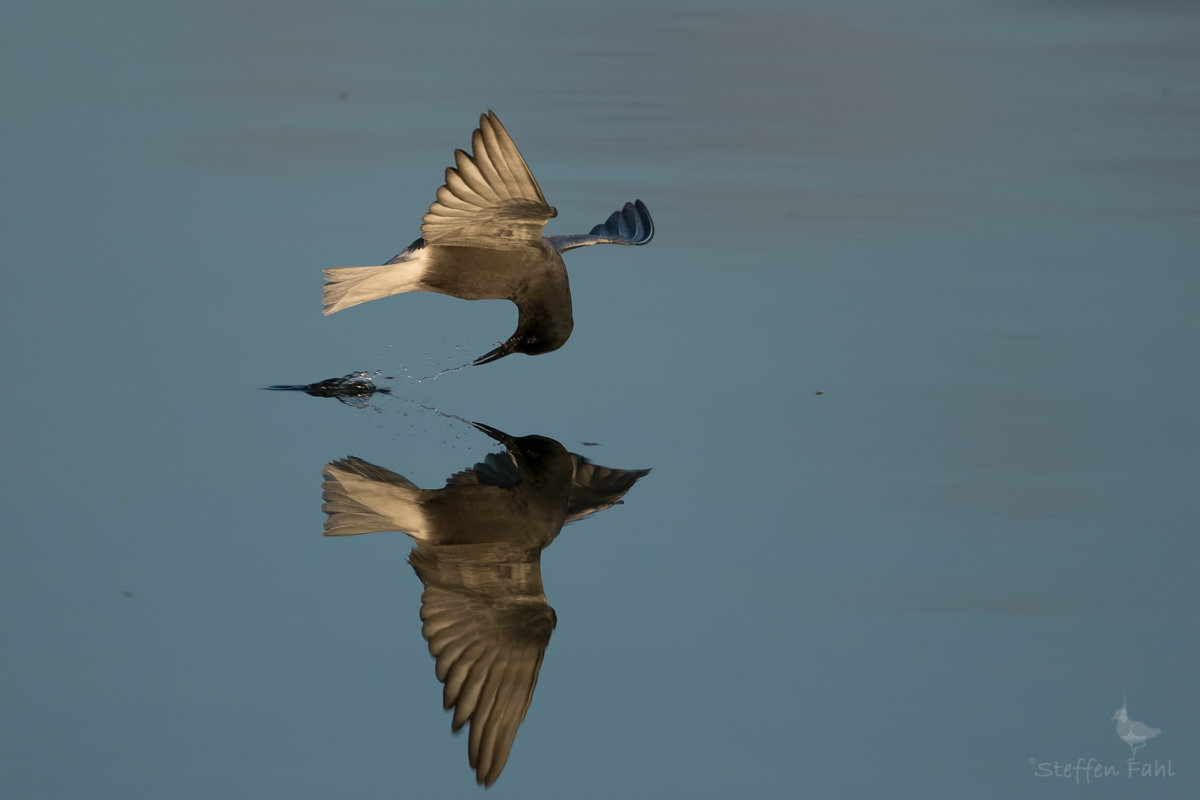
[
  {"x1": 421, "y1": 112, "x2": 557, "y2": 249},
  {"x1": 546, "y1": 200, "x2": 655, "y2": 253},
  {"x1": 445, "y1": 452, "x2": 520, "y2": 488},
  {"x1": 410, "y1": 543, "x2": 556, "y2": 787},
  {"x1": 566, "y1": 456, "x2": 651, "y2": 523}
]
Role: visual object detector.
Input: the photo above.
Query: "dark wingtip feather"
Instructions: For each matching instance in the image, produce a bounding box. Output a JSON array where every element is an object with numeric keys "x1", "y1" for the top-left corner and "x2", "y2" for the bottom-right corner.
[
  {"x1": 586, "y1": 200, "x2": 654, "y2": 245},
  {"x1": 633, "y1": 199, "x2": 654, "y2": 244}
]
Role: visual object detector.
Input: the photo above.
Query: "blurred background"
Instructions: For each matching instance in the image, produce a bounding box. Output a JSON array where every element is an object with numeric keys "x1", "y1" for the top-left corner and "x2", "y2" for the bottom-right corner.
[{"x1": 2, "y1": 0, "x2": 1197, "y2": 796}]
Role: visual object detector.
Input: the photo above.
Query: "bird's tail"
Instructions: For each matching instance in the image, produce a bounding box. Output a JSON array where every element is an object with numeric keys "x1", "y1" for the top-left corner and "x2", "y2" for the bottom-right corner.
[
  {"x1": 321, "y1": 457, "x2": 430, "y2": 540},
  {"x1": 322, "y1": 244, "x2": 429, "y2": 315}
]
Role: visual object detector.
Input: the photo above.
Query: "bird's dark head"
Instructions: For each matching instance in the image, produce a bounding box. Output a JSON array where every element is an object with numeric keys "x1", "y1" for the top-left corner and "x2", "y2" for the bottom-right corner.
[
  {"x1": 510, "y1": 435, "x2": 574, "y2": 498},
  {"x1": 471, "y1": 329, "x2": 570, "y2": 366},
  {"x1": 511, "y1": 434, "x2": 570, "y2": 465},
  {"x1": 470, "y1": 423, "x2": 572, "y2": 485},
  {"x1": 514, "y1": 331, "x2": 566, "y2": 356}
]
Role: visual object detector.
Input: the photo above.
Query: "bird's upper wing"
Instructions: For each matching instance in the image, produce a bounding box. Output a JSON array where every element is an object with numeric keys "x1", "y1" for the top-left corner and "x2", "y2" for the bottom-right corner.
[
  {"x1": 421, "y1": 112, "x2": 557, "y2": 249},
  {"x1": 565, "y1": 455, "x2": 651, "y2": 523},
  {"x1": 546, "y1": 200, "x2": 655, "y2": 253},
  {"x1": 445, "y1": 451, "x2": 520, "y2": 488},
  {"x1": 410, "y1": 543, "x2": 556, "y2": 787},
  {"x1": 1128, "y1": 722, "x2": 1161, "y2": 737}
]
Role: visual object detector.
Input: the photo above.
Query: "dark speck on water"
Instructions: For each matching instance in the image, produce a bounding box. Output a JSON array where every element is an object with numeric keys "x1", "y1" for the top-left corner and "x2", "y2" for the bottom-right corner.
[{"x1": 263, "y1": 372, "x2": 391, "y2": 408}]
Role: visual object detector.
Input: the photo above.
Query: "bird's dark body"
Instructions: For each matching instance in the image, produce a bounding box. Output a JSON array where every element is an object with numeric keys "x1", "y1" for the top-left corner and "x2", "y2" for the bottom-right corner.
[
  {"x1": 424, "y1": 243, "x2": 574, "y2": 356},
  {"x1": 419, "y1": 435, "x2": 574, "y2": 546}
]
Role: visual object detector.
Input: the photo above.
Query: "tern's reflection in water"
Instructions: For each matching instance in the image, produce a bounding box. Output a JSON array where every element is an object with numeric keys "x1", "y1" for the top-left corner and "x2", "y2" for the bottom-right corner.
[{"x1": 320, "y1": 423, "x2": 650, "y2": 787}]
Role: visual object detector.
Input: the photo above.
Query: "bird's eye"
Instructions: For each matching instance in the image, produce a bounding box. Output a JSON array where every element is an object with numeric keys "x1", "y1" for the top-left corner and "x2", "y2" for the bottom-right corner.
[{"x1": 526, "y1": 335, "x2": 538, "y2": 344}]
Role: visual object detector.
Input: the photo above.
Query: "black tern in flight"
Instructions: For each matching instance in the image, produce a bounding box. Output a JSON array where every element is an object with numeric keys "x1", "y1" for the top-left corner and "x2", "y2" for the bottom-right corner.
[
  {"x1": 322, "y1": 112, "x2": 654, "y2": 365},
  {"x1": 320, "y1": 423, "x2": 650, "y2": 786}
]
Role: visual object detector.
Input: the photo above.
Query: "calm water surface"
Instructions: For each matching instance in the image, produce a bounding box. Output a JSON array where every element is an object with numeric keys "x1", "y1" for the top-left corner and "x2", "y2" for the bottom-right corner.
[{"x1": 3, "y1": 0, "x2": 1198, "y2": 797}]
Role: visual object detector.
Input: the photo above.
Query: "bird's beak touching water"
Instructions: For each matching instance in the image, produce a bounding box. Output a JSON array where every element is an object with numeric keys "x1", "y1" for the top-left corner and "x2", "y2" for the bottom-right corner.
[
  {"x1": 470, "y1": 421, "x2": 519, "y2": 453},
  {"x1": 471, "y1": 341, "x2": 515, "y2": 366}
]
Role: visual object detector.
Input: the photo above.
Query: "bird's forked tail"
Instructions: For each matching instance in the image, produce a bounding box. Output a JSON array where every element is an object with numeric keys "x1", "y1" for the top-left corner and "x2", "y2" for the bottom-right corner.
[{"x1": 321, "y1": 457, "x2": 430, "y2": 539}]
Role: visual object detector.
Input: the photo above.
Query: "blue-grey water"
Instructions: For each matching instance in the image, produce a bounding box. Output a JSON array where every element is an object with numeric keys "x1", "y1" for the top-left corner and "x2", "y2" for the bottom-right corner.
[{"x1": 3, "y1": 1, "x2": 1198, "y2": 797}]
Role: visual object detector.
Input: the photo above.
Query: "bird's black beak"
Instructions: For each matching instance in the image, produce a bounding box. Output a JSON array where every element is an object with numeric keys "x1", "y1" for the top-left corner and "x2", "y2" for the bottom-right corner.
[
  {"x1": 470, "y1": 421, "x2": 519, "y2": 453},
  {"x1": 471, "y1": 341, "x2": 514, "y2": 366}
]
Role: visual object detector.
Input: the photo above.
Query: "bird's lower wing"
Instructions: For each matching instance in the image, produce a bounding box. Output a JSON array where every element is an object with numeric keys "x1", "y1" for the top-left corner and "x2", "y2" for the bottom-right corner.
[
  {"x1": 546, "y1": 199, "x2": 655, "y2": 253},
  {"x1": 445, "y1": 451, "x2": 521, "y2": 488},
  {"x1": 565, "y1": 456, "x2": 651, "y2": 523},
  {"x1": 410, "y1": 544, "x2": 556, "y2": 787},
  {"x1": 421, "y1": 111, "x2": 557, "y2": 249}
]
